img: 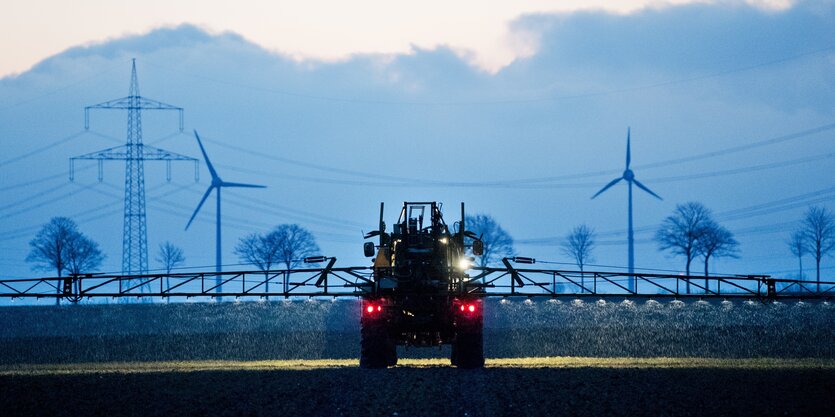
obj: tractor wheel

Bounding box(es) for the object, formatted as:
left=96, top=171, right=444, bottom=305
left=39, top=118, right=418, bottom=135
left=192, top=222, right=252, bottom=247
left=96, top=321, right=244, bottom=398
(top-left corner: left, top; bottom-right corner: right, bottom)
left=452, top=321, right=484, bottom=369
left=450, top=343, right=458, bottom=367
left=386, top=342, right=398, bottom=367
left=360, top=319, right=396, bottom=368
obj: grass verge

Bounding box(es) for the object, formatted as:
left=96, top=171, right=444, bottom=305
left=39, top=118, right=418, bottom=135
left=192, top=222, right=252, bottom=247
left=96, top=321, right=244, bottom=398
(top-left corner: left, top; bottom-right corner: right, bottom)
left=3, top=356, right=833, bottom=376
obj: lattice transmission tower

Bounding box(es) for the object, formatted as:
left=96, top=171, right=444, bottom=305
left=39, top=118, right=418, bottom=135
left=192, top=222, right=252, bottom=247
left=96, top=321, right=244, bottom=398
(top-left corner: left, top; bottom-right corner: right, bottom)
left=71, top=59, right=197, bottom=275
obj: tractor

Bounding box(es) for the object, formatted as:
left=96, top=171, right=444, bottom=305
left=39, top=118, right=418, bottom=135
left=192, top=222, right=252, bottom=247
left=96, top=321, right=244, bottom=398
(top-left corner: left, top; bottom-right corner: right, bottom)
left=360, top=202, right=485, bottom=368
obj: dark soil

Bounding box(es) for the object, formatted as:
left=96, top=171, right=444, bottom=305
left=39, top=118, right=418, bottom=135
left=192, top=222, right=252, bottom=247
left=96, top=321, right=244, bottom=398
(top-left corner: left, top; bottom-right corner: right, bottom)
left=0, top=299, right=833, bottom=416
left=1, top=366, right=833, bottom=417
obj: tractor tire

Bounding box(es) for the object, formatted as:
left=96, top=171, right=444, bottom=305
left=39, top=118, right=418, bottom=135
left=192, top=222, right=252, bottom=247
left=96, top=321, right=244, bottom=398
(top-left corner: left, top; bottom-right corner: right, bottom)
left=386, top=343, right=398, bottom=367
left=452, top=320, right=484, bottom=369
left=360, top=319, right=397, bottom=368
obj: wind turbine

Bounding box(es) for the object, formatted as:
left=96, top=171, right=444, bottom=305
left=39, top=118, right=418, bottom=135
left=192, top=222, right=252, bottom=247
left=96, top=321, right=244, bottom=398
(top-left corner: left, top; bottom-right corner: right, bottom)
left=591, top=128, right=661, bottom=291
left=186, top=130, right=265, bottom=298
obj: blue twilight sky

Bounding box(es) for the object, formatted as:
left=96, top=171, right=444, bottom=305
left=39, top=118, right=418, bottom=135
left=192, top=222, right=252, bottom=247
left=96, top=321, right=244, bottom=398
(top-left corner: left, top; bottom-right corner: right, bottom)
left=1, top=0, right=834, bottom=294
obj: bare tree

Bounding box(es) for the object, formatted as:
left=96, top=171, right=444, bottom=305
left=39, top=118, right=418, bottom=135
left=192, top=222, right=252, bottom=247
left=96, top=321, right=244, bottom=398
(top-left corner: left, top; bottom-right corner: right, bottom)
left=156, top=241, right=185, bottom=296
left=696, top=221, right=739, bottom=291
left=802, top=206, right=835, bottom=292
left=655, top=202, right=712, bottom=293
left=26, top=217, right=76, bottom=305
left=787, top=230, right=806, bottom=281
left=64, top=234, right=105, bottom=275
left=26, top=217, right=103, bottom=305
left=234, top=233, right=280, bottom=295
left=269, top=224, right=320, bottom=270
left=465, top=214, right=514, bottom=267
left=561, top=224, right=596, bottom=292
left=267, top=224, right=320, bottom=295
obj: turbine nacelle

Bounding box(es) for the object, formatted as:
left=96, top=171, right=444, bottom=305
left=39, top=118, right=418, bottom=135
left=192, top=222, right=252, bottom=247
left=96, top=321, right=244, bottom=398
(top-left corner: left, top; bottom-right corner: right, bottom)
left=591, top=128, right=661, bottom=201
left=185, top=130, right=266, bottom=231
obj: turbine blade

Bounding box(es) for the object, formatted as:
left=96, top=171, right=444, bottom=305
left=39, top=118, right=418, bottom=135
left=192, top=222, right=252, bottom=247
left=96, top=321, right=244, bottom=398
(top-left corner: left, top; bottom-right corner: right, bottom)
left=633, top=178, right=662, bottom=200
left=626, top=127, right=631, bottom=169
left=220, top=182, right=267, bottom=189
left=185, top=186, right=214, bottom=230
left=591, top=177, right=623, bottom=199
left=193, top=130, right=219, bottom=180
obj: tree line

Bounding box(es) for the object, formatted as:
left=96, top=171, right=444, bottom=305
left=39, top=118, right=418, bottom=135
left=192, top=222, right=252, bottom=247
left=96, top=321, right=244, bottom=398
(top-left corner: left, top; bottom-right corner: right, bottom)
left=24, top=204, right=834, bottom=299
left=558, top=203, right=834, bottom=293
left=463, top=203, right=740, bottom=290
left=461, top=204, right=834, bottom=295
left=24, top=216, right=321, bottom=300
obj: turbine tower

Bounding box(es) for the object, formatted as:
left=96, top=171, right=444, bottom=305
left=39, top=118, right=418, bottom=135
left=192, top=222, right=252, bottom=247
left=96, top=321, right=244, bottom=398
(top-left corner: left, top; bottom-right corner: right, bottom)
left=72, top=59, right=196, bottom=277
left=186, top=131, right=265, bottom=298
left=591, top=128, right=662, bottom=291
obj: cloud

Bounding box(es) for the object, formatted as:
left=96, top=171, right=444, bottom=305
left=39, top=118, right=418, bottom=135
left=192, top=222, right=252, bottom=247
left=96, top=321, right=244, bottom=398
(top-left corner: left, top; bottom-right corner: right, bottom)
left=497, top=1, right=835, bottom=111
left=0, top=0, right=819, bottom=78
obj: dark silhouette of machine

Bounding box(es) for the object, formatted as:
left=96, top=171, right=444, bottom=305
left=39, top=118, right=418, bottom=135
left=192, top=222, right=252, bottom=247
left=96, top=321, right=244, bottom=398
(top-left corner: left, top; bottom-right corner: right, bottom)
left=359, top=202, right=485, bottom=368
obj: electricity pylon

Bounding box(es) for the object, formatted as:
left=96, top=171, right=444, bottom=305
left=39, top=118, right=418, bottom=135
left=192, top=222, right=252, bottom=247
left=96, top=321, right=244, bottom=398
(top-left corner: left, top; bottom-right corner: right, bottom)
left=71, top=59, right=197, bottom=277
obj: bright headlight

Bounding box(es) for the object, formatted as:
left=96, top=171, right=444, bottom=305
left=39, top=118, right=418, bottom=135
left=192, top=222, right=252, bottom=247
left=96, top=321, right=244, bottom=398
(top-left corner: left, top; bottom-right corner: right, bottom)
left=457, top=257, right=471, bottom=270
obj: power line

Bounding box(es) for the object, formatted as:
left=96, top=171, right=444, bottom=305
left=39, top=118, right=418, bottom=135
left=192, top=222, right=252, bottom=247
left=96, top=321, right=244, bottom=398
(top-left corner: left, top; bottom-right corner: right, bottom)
left=645, top=152, right=835, bottom=184
left=200, top=121, right=835, bottom=188
left=199, top=134, right=470, bottom=185
left=80, top=182, right=357, bottom=244
left=0, top=182, right=72, bottom=212
left=147, top=130, right=187, bottom=146
left=0, top=198, right=122, bottom=242
left=635, top=122, right=835, bottom=171
left=83, top=129, right=133, bottom=145
left=0, top=181, right=194, bottom=242
left=715, top=186, right=835, bottom=221
left=173, top=187, right=360, bottom=240
left=217, top=146, right=835, bottom=190
left=223, top=188, right=369, bottom=230
left=0, top=165, right=93, bottom=193
left=218, top=162, right=599, bottom=189
left=0, top=131, right=86, bottom=168
left=0, top=183, right=99, bottom=219
left=150, top=198, right=358, bottom=244
left=519, top=185, right=835, bottom=244
left=113, top=184, right=360, bottom=243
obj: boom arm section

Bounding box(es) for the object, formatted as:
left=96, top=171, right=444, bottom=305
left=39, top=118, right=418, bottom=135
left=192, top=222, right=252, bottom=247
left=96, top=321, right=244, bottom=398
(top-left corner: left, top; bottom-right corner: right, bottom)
left=0, top=261, right=831, bottom=302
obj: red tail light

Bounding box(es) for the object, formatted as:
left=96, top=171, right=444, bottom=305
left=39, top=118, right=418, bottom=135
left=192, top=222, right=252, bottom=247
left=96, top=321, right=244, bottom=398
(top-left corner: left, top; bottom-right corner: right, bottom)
left=364, top=303, right=383, bottom=315
left=458, top=302, right=479, bottom=315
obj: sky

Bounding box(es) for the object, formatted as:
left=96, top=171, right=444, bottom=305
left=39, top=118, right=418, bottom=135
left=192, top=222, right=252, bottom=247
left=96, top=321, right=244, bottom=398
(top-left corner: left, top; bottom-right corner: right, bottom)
left=1, top=0, right=834, bottom=301
left=1, top=0, right=796, bottom=77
